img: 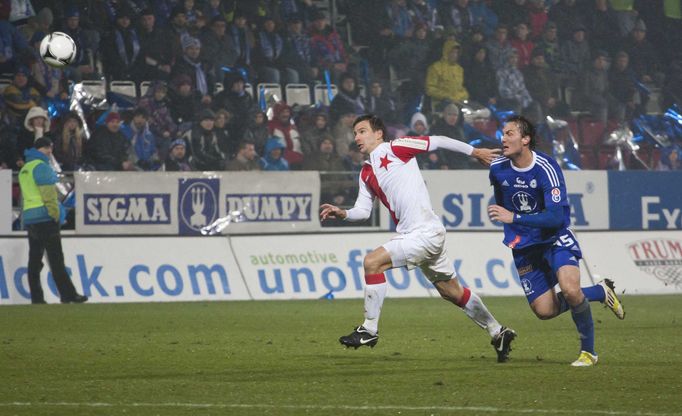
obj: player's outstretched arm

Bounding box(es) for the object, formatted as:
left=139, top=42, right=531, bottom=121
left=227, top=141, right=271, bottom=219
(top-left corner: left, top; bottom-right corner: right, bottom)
left=320, top=204, right=347, bottom=221
left=429, top=135, right=501, bottom=166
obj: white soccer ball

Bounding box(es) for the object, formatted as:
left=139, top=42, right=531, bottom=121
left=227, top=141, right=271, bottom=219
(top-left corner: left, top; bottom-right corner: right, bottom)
left=39, top=32, right=77, bottom=69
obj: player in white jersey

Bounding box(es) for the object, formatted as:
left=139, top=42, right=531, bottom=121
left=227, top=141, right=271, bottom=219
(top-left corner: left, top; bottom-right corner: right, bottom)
left=320, top=114, right=517, bottom=362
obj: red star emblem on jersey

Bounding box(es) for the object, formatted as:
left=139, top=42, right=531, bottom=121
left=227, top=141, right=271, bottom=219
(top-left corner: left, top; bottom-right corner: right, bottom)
left=379, top=155, right=392, bottom=170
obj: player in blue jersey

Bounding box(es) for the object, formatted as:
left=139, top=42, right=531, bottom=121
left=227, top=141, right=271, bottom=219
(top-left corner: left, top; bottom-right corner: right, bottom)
left=487, top=115, right=625, bottom=367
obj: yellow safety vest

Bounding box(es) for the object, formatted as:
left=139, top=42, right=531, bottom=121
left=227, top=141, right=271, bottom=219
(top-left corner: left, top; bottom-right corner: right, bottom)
left=18, top=159, right=46, bottom=212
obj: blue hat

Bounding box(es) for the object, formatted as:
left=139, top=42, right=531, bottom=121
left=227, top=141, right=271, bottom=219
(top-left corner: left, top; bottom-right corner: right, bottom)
left=15, top=66, right=30, bottom=77
left=65, top=6, right=80, bottom=18
left=169, top=139, right=186, bottom=150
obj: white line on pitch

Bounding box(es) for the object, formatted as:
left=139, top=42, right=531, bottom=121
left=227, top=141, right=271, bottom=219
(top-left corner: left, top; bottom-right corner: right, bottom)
left=1, top=402, right=681, bottom=415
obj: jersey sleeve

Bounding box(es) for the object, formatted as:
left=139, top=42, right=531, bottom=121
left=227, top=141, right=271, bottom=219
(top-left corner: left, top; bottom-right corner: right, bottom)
left=536, top=157, right=569, bottom=208
left=389, top=136, right=430, bottom=162
left=489, top=169, right=503, bottom=205
left=345, top=174, right=374, bottom=222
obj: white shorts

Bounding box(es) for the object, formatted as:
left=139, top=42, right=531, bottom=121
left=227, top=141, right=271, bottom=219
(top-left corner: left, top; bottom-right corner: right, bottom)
left=382, top=227, right=455, bottom=282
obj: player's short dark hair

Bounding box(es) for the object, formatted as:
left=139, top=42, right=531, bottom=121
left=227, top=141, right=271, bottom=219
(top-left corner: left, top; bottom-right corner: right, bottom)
left=505, top=115, right=536, bottom=150
left=353, top=114, right=389, bottom=142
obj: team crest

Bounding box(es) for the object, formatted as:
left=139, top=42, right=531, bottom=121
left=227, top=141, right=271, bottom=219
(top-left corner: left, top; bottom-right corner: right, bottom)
left=551, top=187, right=561, bottom=203
left=512, top=191, right=537, bottom=213
left=521, top=279, right=534, bottom=296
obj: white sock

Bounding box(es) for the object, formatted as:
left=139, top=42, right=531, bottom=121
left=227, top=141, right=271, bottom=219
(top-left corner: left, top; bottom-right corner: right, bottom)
left=361, top=273, right=387, bottom=335
left=458, top=287, right=502, bottom=338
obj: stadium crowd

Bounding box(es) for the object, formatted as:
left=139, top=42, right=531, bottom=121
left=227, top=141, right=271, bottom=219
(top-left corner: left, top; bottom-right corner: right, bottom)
left=1, top=0, right=682, bottom=174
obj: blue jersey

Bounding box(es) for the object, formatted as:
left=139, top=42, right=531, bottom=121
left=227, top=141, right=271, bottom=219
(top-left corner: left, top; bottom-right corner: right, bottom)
left=489, top=151, right=571, bottom=249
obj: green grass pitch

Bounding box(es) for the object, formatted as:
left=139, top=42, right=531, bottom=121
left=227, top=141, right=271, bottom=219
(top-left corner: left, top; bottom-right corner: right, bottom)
left=1, top=295, right=681, bottom=416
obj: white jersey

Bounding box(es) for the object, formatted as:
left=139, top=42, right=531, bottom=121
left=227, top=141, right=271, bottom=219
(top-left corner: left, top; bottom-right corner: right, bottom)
left=345, top=136, right=473, bottom=234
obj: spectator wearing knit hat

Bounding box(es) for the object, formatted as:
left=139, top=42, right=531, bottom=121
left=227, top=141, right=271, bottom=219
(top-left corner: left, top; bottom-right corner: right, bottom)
left=85, top=112, right=133, bottom=171
left=137, top=80, right=178, bottom=140
left=171, top=35, right=215, bottom=106
left=163, top=139, right=193, bottom=172
left=183, top=108, right=226, bottom=171
left=621, top=19, right=662, bottom=84
left=168, top=74, right=203, bottom=126
left=2, top=66, right=41, bottom=126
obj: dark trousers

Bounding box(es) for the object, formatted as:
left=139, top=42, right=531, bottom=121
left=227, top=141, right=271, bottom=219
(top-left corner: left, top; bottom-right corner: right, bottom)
left=27, top=221, right=77, bottom=303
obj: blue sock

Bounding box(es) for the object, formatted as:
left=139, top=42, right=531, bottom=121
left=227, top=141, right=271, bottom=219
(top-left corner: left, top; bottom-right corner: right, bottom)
left=570, top=298, right=595, bottom=354
left=582, top=284, right=606, bottom=302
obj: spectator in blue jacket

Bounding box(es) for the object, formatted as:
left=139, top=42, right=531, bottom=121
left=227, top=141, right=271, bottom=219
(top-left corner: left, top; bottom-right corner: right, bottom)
left=260, top=137, right=290, bottom=171
left=120, top=108, right=162, bottom=171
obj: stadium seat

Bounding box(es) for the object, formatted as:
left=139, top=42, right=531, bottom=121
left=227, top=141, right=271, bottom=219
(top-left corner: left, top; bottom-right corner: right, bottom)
left=285, top=83, right=311, bottom=106
left=0, top=78, right=10, bottom=94
left=314, top=84, right=338, bottom=106
left=244, top=82, right=254, bottom=98
left=646, top=87, right=662, bottom=115
left=110, top=80, right=137, bottom=98
left=579, top=146, right=597, bottom=169
left=80, top=79, right=106, bottom=99
left=139, top=80, right=151, bottom=97
left=578, top=119, right=606, bottom=147
left=214, top=82, right=224, bottom=94
left=257, top=83, right=283, bottom=104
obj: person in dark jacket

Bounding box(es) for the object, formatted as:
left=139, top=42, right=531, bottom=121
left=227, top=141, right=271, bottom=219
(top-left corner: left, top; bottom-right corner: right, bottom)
left=163, top=139, right=192, bottom=171
left=85, top=112, right=132, bottom=171
left=329, top=72, right=365, bottom=125
left=464, top=46, right=497, bottom=105
left=170, top=36, right=214, bottom=106
left=213, top=71, right=258, bottom=140
left=18, top=137, right=87, bottom=304
left=184, top=108, right=226, bottom=171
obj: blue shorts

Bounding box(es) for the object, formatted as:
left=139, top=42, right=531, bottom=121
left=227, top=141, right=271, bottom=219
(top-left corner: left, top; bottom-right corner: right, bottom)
left=512, top=230, right=583, bottom=304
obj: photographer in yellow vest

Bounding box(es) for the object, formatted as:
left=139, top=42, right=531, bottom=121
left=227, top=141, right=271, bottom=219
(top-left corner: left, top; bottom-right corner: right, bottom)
left=19, top=137, right=87, bottom=304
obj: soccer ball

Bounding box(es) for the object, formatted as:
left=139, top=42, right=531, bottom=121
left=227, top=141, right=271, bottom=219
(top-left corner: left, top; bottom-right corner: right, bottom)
left=39, top=32, right=77, bottom=68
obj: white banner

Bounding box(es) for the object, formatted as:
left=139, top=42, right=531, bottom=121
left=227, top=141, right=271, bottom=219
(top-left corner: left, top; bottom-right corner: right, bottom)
left=76, top=171, right=321, bottom=235
left=2, top=230, right=680, bottom=304
left=0, top=170, right=12, bottom=234
left=0, top=237, right=250, bottom=304
left=421, top=170, right=609, bottom=231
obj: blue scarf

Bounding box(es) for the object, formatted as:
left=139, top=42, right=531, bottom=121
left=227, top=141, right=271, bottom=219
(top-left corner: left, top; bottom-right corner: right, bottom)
left=183, top=55, right=208, bottom=95
left=115, top=28, right=140, bottom=68
left=259, top=31, right=283, bottom=61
